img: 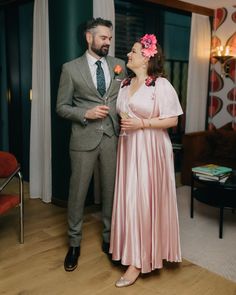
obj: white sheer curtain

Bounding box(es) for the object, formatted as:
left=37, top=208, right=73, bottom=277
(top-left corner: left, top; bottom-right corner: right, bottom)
left=185, top=13, right=211, bottom=133
left=93, top=0, right=115, bottom=56
left=93, top=0, right=115, bottom=203
left=30, top=0, right=51, bottom=203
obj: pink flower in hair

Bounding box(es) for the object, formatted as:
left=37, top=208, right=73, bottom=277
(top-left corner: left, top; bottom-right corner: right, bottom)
left=140, top=34, right=158, bottom=58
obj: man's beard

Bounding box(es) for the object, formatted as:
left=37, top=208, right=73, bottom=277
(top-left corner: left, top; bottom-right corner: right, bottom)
left=91, top=44, right=110, bottom=57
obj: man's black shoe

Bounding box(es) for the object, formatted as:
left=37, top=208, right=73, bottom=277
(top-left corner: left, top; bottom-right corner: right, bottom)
left=102, top=241, right=110, bottom=254
left=64, top=246, right=80, bottom=272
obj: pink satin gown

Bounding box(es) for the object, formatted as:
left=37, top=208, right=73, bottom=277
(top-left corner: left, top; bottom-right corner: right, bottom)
left=110, top=77, right=183, bottom=273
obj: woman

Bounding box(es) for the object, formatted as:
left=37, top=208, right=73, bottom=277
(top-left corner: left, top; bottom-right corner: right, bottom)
left=109, top=34, right=183, bottom=287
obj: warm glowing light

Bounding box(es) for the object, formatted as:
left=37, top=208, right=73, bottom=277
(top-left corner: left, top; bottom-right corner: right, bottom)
left=214, top=45, right=231, bottom=57
left=225, top=46, right=230, bottom=56
left=30, top=89, right=32, bottom=101
left=212, top=45, right=233, bottom=77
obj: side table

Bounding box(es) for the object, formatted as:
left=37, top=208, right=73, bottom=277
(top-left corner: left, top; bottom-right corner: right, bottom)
left=191, top=170, right=236, bottom=238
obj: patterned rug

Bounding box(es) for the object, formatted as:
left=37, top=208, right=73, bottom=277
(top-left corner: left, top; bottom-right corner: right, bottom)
left=177, top=186, right=236, bottom=283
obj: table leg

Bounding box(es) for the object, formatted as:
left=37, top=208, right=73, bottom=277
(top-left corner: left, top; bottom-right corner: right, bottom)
left=219, top=206, right=224, bottom=239
left=190, top=173, right=194, bottom=218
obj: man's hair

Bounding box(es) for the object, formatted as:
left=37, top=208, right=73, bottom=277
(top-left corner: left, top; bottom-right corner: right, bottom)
left=85, top=17, right=113, bottom=33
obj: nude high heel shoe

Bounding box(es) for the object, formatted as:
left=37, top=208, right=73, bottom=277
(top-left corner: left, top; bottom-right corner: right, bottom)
left=115, top=265, right=140, bottom=287
left=115, top=276, right=137, bottom=288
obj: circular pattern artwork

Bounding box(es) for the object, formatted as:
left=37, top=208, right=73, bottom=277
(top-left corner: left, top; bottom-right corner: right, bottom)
left=226, top=32, right=236, bottom=55
left=227, top=87, right=236, bottom=101
left=232, top=11, right=236, bottom=23
left=210, top=69, right=224, bottom=92
left=227, top=104, right=236, bottom=117
left=209, top=7, right=236, bottom=130
left=214, top=8, right=227, bottom=30
left=208, top=96, right=223, bottom=117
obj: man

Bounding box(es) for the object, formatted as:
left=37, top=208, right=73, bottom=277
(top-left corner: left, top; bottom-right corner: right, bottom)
left=56, top=18, right=126, bottom=272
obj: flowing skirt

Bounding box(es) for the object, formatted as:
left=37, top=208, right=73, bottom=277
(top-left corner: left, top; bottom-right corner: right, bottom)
left=110, top=128, right=182, bottom=273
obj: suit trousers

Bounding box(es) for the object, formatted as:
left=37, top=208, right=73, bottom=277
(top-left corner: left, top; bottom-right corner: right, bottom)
left=67, top=134, right=118, bottom=247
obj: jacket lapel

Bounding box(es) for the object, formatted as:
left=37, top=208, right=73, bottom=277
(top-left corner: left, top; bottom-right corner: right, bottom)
left=76, top=54, right=101, bottom=97
left=105, top=56, right=115, bottom=97
left=76, top=54, right=117, bottom=99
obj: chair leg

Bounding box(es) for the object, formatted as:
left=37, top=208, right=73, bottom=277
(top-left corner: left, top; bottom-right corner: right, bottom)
left=219, top=206, right=224, bottom=239
left=18, top=170, right=24, bottom=244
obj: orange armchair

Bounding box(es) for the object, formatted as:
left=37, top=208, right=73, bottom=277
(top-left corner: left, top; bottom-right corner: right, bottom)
left=0, top=151, right=24, bottom=243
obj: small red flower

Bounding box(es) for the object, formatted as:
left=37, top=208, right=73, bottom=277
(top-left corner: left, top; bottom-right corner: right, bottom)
left=114, top=64, right=123, bottom=75
left=113, top=64, right=123, bottom=79
left=145, top=76, right=156, bottom=87
left=121, top=77, right=132, bottom=88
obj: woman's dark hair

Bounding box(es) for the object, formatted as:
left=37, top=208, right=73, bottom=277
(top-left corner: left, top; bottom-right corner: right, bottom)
left=128, top=39, right=165, bottom=79
left=147, top=43, right=165, bottom=78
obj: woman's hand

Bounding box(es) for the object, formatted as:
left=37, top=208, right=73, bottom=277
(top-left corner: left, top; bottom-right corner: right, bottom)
left=120, top=116, right=178, bottom=131
left=120, top=118, right=142, bottom=130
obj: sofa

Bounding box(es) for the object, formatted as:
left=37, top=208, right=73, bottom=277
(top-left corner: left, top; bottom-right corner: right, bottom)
left=181, top=123, right=236, bottom=185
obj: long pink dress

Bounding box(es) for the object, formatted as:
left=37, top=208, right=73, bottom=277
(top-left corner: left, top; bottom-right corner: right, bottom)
left=110, top=77, right=183, bottom=273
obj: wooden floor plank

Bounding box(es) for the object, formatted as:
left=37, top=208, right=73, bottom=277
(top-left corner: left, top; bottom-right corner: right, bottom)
left=0, top=182, right=236, bottom=294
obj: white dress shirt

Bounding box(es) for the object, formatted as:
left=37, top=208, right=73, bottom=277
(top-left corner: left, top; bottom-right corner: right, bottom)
left=86, top=51, right=111, bottom=92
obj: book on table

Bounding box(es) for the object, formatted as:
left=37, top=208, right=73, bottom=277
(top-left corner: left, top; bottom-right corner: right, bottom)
left=192, top=164, right=232, bottom=177
left=196, top=174, right=231, bottom=183
left=192, top=164, right=232, bottom=183
left=194, top=172, right=231, bottom=180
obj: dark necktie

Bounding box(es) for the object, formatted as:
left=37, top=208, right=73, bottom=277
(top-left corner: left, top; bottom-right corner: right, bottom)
left=96, top=60, right=106, bottom=97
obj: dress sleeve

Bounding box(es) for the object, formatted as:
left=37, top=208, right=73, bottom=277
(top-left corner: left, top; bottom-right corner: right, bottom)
left=156, top=78, right=183, bottom=119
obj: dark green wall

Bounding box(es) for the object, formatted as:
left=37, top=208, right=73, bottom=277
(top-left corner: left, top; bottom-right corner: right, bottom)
left=49, top=0, right=93, bottom=205
left=2, top=2, right=33, bottom=180
left=19, top=2, right=33, bottom=180
left=5, top=4, right=22, bottom=162
left=0, top=9, right=8, bottom=150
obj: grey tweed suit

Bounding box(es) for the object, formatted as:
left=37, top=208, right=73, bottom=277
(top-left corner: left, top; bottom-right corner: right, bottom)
left=56, top=53, right=126, bottom=247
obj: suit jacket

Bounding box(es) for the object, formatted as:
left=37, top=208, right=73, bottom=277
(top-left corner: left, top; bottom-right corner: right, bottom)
left=56, top=53, right=126, bottom=151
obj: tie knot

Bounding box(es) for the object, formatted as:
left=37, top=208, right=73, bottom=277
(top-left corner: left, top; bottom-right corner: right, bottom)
left=96, top=60, right=102, bottom=67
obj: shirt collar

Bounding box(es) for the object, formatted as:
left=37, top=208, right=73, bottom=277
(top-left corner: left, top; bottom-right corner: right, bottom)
left=86, top=50, right=106, bottom=66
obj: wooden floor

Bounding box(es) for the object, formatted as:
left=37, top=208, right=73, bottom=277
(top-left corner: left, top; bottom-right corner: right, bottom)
left=0, top=182, right=236, bottom=295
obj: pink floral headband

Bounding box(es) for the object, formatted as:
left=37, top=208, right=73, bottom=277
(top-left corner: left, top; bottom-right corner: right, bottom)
left=140, top=34, right=158, bottom=58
